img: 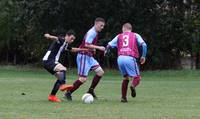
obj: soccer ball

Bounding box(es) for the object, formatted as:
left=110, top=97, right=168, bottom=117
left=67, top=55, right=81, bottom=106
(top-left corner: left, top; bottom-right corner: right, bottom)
left=81, top=93, right=94, bottom=104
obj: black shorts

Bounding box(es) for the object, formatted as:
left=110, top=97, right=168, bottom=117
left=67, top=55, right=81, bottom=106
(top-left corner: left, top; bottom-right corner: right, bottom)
left=43, top=60, right=57, bottom=75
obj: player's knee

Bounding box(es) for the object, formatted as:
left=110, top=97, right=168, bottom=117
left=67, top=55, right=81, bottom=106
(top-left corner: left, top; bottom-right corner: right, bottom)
left=99, top=70, right=104, bottom=76
left=79, top=77, right=87, bottom=83
left=97, top=71, right=104, bottom=76
left=60, top=67, right=66, bottom=71
left=95, top=67, right=104, bottom=76
left=54, top=64, right=66, bottom=72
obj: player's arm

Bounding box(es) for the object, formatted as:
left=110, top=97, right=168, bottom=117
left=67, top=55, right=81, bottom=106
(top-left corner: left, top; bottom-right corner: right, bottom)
left=70, top=48, right=89, bottom=52
left=136, top=33, right=147, bottom=64
left=85, top=44, right=105, bottom=52
left=44, top=33, right=58, bottom=41
left=105, top=35, right=118, bottom=55
left=107, top=35, right=118, bottom=48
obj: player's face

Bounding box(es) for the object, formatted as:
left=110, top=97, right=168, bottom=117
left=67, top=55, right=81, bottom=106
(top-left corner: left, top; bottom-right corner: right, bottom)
left=65, top=35, right=75, bottom=44
left=95, top=21, right=105, bottom=32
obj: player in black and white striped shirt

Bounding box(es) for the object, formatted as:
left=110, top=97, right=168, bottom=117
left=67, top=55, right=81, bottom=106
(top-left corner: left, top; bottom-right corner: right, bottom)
left=43, top=30, right=87, bottom=102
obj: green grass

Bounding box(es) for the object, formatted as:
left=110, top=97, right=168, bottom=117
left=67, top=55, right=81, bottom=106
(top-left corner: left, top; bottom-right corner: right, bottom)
left=0, top=67, right=200, bottom=119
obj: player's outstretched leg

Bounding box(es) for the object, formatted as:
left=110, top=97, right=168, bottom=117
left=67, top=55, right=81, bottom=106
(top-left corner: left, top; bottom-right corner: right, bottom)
left=121, top=78, right=129, bottom=102
left=130, top=76, right=141, bottom=98
left=59, top=84, right=73, bottom=91
left=64, top=79, right=83, bottom=101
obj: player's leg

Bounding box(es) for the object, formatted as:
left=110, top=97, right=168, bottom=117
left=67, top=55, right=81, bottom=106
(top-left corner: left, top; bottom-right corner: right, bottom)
left=87, top=58, right=104, bottom=99
left=127, top=58, right=141, bottom=98
left=50, top=64, right=66, bottom=95
left=48, top=63, right=69, bottom=102
left=64, top=76, right=87, bottom=101
left=121, top=76, right=129, bottom=102
left=118, top=56, right=129, bottom=102
left=52, top=63, right=73, bottom=93
left=43, top=61, right=64, bottom=102
left=130, top=75, right=141, bottom=97
left=54, top=64, right=73, bottom=91
left=64, top=54, right=90, bottom=101
left=131, top=76, right=141, bottom=88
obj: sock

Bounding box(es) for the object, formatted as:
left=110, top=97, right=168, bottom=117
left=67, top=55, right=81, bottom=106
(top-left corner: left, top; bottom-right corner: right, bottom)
left=50, top=80, right=62, bottom=95
left=121, top=79, right=129, bottom=99
left=89, top=75, right=102, bottom=89
left=132, top=76, right=141, bottom=87
left=50, top=71, right=66, bottom=95
left=58, top=71, right=66, bottom=84
left=69, top=80, right=83, bottom=93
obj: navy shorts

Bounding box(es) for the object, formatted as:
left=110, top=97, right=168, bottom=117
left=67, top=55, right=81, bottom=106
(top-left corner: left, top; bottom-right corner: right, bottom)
left=43, top=60, right=57, bottom=75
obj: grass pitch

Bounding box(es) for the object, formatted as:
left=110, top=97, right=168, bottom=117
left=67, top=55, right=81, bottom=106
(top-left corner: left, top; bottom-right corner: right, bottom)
left=0, top=67, right=200, bottom=119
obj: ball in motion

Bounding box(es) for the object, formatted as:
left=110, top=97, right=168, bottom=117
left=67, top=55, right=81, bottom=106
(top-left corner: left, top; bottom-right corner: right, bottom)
left=82, top=93, right=94, bottom=104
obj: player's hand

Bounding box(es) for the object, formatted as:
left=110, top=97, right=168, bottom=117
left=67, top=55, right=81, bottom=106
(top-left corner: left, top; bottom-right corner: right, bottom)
left=44, top=33, right=50, bottom=38
left=99, top=46, right=105, bottom=52
left=140, top=57, right=146, bottom=65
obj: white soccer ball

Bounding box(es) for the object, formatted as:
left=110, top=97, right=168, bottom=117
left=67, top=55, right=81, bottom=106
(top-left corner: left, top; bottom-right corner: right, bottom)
left=82, top=93, right=94, bottom=104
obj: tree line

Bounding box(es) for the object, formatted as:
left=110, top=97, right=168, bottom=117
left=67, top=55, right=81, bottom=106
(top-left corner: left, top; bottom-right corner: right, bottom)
left=0, top=0, right=199, bottom=69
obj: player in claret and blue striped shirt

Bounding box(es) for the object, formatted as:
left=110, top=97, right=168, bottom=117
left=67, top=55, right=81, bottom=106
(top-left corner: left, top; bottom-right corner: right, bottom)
left=64, top=18, right=106, bottom=101
left=105, top=23, right=147, bottom=102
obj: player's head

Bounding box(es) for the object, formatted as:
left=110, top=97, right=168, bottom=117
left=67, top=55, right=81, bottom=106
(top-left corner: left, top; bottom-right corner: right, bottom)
left=94, top=17, right=105, bottom=32
left=65, top=30, right=76, bottom=44
left=122, top=23, right=132, bottom=32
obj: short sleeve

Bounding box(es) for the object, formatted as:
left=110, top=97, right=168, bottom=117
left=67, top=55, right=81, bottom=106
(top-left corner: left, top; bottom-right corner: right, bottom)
left=135, top=33, right=145, bottom=46
left=57, top=37, right=65, bottom=44
left=85, top=28, right=97, bottom=44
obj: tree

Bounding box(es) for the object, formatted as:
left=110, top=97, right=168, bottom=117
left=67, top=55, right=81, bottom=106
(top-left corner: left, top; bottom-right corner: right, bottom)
left=0, top=0, right=199, bottom=70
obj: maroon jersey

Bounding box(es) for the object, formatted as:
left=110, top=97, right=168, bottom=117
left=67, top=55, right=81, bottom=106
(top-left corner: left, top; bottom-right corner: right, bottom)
left=79, top=27, right=98, bottom=56
left=117, top=32, right=139, bottom=58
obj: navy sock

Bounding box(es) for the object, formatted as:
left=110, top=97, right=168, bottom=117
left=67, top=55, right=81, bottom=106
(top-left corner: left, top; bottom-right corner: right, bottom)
left=58, top=71, right=66, bottom=84
left=50, top=71, right=66, bottom=95
left=50, top=80, right=62, bottom=95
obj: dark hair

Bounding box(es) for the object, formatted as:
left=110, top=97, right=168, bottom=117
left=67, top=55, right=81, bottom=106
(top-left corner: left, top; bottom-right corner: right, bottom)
left=66, top=29, right=76, bottom=36
left=95, top=17, right=105, bottom=23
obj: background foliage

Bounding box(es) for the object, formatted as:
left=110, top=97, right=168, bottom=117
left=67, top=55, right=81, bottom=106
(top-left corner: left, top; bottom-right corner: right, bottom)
left=0, top=0, right=199, bottom=69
